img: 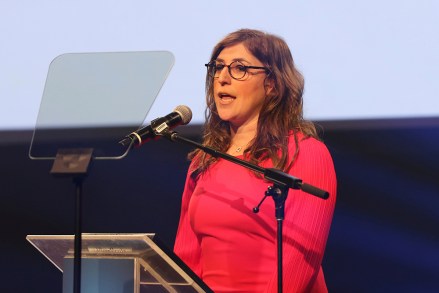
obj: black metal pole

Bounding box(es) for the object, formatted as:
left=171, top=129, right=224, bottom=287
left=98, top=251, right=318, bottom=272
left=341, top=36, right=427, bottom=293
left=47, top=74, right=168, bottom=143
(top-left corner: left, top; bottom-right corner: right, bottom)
left=277, top=219, right=283, bottom=293
left=266, top=184, right=288, bottom=293
left=50, top=148, right=93, bottom=293
left=73, top=177, right=83, bottom=293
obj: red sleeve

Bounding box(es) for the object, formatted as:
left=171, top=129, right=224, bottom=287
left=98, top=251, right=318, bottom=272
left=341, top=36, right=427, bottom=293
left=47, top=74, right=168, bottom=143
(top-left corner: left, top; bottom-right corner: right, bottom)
left=265, top=137, right=337, bottom=292
left=173, top=164, right=203, bottom=277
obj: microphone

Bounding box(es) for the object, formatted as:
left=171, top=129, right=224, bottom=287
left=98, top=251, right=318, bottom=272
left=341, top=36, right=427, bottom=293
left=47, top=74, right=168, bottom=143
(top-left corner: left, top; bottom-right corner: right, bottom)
left=119, top=105, right=192, bottom=147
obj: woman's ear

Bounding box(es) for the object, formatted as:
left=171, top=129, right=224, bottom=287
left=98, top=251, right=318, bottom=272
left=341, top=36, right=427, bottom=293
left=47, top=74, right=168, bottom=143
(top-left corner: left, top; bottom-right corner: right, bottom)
left=265, top=78, right=277, bottom=98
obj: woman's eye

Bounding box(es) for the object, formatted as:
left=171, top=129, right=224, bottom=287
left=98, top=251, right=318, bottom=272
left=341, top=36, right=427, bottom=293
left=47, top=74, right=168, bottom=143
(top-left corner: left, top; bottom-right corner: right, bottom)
left=215, top=64, right=225, bottom=71
left=235, top=65, right=247, bottom=72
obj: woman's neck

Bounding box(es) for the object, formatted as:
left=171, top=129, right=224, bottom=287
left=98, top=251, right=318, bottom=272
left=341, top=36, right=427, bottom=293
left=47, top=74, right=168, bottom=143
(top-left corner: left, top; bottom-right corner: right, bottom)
left=228, top=119, right=258, bottom=155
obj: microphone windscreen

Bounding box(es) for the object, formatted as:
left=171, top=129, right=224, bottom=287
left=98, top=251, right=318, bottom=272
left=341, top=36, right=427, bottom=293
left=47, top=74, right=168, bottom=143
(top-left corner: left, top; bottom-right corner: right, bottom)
left=174, top=105, right=192, bottom=125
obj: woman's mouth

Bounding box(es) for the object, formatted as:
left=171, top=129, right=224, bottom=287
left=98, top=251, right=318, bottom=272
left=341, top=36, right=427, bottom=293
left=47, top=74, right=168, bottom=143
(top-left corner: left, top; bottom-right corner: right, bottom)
left=218, top=93, right=236, bottom=101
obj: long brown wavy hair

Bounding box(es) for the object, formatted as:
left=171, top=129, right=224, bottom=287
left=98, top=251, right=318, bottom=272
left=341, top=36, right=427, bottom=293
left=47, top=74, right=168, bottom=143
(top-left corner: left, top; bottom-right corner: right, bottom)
left=189, top=29, right=318, bottom=175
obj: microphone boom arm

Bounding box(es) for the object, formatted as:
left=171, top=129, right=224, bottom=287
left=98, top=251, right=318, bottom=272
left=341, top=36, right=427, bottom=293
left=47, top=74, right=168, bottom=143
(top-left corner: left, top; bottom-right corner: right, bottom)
left=165, top=131, right=329, bottom=199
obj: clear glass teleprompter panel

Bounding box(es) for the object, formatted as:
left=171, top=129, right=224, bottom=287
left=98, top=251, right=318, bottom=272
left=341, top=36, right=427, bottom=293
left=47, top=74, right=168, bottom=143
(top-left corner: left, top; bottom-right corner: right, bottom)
left=29, top=51, right=174, bottom=160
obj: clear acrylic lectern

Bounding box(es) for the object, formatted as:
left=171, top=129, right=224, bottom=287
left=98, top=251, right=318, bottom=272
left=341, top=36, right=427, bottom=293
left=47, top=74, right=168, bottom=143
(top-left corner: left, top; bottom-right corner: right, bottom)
left=27, top=233, right=212, bottom=293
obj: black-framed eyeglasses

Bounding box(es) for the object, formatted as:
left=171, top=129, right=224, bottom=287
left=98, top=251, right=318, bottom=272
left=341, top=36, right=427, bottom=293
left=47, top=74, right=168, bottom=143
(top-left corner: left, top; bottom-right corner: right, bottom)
left=205, top=60, right=271, bottom=80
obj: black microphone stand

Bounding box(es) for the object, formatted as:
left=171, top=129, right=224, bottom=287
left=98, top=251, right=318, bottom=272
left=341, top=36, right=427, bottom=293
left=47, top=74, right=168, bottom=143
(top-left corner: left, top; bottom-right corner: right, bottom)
left=162, top=131, right=329, bottom=293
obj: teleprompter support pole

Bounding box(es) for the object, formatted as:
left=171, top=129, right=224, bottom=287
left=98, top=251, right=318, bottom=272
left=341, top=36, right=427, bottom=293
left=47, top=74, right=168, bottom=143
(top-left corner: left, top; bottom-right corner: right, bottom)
left=50, top=148, right=93, bottom=293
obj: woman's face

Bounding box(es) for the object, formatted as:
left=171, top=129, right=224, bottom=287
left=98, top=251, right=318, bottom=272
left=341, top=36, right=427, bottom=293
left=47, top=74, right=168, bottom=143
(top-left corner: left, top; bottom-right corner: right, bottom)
left=213, top=43, right=272, bottom=128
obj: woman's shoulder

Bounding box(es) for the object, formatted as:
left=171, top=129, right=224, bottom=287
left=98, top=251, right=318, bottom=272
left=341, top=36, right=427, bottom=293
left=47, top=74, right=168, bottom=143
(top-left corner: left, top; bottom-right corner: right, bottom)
left=287, top=131, right=336, bottom=182
left=288, top=131, right=326, bottom=148
left=288, top=131, right=332, bottom=159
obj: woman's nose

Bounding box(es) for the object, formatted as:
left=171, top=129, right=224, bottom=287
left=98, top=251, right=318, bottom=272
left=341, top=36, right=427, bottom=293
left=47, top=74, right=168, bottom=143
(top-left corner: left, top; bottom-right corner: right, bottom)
left=217, top=66, right=231, bottom=84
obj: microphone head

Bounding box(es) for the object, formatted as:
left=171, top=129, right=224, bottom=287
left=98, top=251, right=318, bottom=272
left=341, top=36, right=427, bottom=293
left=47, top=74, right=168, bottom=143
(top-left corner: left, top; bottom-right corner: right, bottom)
left=174, top=105, right=192, bottom=125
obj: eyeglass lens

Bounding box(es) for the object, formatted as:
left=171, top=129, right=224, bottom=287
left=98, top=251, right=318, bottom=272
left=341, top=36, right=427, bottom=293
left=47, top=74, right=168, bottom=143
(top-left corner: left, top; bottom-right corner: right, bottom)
left=207, top=61, right=247, bottom=80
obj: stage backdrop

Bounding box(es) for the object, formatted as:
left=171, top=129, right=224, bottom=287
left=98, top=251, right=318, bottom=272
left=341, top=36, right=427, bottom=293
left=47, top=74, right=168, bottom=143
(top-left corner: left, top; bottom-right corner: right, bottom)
left=1, top=120, right=438, bottom=292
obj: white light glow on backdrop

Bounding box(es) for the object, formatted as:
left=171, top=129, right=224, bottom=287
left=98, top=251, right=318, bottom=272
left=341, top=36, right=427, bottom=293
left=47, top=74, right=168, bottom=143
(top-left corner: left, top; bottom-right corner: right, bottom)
left=1, top=0, right=438, bottom=129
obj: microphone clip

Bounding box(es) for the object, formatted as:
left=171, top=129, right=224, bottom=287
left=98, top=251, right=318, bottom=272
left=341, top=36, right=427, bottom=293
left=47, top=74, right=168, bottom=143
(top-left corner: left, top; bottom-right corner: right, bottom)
left=150, top=118, right=171, bottom=137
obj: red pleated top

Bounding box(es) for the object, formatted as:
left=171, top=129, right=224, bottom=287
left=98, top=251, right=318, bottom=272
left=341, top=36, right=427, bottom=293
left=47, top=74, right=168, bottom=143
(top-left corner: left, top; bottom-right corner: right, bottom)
left=174, top=133, right=337, bottom=292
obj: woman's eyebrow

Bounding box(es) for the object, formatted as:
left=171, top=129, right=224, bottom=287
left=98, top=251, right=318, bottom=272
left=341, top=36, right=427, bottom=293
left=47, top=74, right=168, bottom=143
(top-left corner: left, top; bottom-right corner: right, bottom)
left=215, top=57, right=249, bottom=63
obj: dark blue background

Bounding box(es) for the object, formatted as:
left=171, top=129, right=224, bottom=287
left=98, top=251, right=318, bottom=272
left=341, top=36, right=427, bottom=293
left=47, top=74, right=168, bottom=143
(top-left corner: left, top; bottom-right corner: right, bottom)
left=1, top=120, right=438, bottom=292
